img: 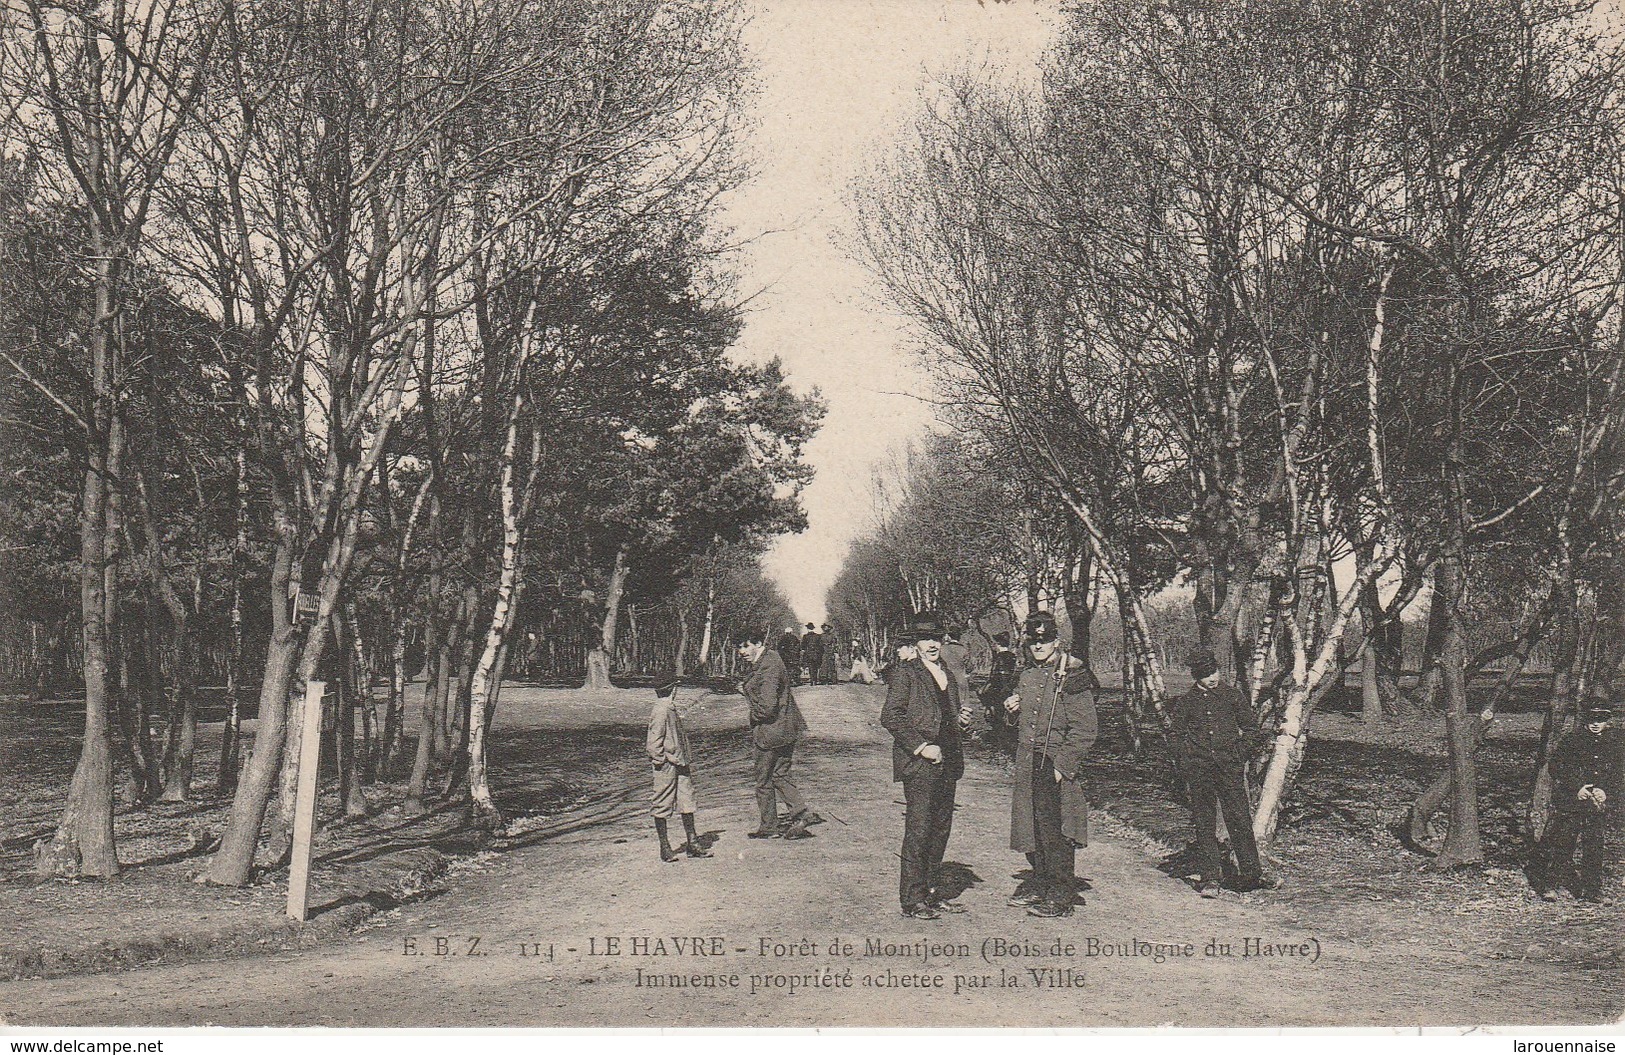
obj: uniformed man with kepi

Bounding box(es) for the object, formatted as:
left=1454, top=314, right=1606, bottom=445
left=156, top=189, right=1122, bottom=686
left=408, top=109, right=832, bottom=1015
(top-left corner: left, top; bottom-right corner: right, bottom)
left=1003, top=611, right=1097, bottom=918
left=1171, top=649, right=1278, bottom=896
left=1531, top=691, right=1620, bottom=903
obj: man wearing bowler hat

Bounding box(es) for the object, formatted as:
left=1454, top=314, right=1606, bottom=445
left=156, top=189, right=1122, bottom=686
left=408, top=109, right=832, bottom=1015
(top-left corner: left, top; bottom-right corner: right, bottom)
left=1003, top=610, right=1097, bottom=917
left=1531, top=690, right=1620, bottom=903
left=1172, top=648, right=1277, bottom=896
left=881, top=610, right=973, bottom=919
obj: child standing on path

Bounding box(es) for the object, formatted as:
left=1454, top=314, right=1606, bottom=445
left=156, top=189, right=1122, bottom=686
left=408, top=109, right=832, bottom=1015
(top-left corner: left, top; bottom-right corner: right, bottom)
left=647, top=672, right=713, bottom=863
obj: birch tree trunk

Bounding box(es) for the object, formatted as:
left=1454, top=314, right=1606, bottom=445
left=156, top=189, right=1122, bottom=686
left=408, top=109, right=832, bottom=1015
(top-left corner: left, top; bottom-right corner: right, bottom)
left=696, top=576, right=716, bottom=675
left=1253, top=555, right=1390, bottom=847
left=466, top=352, right=532, bottom=827
left=220, top=443, right=249, bottom=795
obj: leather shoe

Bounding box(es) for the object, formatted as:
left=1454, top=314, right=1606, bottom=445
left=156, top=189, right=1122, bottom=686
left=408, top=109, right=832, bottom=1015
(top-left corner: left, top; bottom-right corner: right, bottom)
left=1006, top=888, right=1043, bottom=907
left=802, top=811, right=827, bottom=826
left=1026, top=899, right=1074, bottom=918
left=684, top=844, right=713, bottom=858
left=747, top=829, right=780, bottom=839
left=902, top=903, right=941, bottom=920
left=1237, top=875, right=1281, bottom=892
left=782, top=824, right=813, bottom=840
left=929, top=898, right=967, bottom=914
left=1196, top=881, right=1220, bottom=899
left=1536, top=888, right=1558, bottom=902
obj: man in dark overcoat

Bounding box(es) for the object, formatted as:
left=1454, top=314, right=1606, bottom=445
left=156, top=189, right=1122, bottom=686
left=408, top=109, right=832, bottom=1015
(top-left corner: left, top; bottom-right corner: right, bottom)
left=738, top=628, right=815, bottom=840
left=981, top=632, right=1018, bottom=749
left=881, top=611, right=971, bottom=919
left=1532, top=693, right=1620, bottom=902
left=818, top=623, right=839, bottom=684
left=776, top=626, right=803, bottom=684
left=1172, top=648, right=1276, bottom=896
left=1003, top=611, right=1097, bottom=917
left=801, top=623, right=825, bottom=685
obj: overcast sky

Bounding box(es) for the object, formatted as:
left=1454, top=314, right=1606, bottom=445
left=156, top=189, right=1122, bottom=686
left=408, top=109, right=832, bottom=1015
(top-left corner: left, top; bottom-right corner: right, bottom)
left=725, top=0, right=1053, bottom=622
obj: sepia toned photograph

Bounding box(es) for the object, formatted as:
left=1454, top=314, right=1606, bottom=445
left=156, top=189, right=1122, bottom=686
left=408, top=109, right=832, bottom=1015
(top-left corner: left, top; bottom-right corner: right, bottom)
left=0, top=0, right=1622, bottom=1031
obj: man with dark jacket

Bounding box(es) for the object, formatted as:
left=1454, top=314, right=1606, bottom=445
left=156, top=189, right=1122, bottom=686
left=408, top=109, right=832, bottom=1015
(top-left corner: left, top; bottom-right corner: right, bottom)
left=738, top=628, right=815, bottom=840
left=818, top=623, right=839, bottom=684
left=981, top=632, right=1018, bottom=748
left=776, top=626, right=803, bottom=684
left=881, top=611, right=971, bottom=919
left=1532, top=694, right=1620, bottom=902
left=1172, top=649, right=1276, bottom=896
left=1003, top=611, right=1097, bottom=918
left=801, top=623, right=825, bottom=685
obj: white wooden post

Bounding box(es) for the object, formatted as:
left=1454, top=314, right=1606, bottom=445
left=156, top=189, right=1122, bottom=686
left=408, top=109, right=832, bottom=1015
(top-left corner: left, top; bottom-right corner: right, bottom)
left=286, top=679, right=327, bottom=922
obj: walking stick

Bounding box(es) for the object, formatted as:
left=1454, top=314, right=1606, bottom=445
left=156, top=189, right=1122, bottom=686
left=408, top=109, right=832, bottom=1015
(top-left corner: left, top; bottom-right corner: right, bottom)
left=1037, top=650, right=1069, bottom=773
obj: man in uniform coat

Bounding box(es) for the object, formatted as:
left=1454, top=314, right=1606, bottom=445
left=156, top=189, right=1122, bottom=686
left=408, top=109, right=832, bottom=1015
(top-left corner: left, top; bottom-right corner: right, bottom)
left=881, top=611, right=972, bottom=919
left=1003, top=611, right=1097, bottom=917
left=646, top=671, right=712, bottom=862
left=738, top=628, right=815, bottom=840
left=1172, top=649, right=1276, bottom=896
left=801, top=623, right=825, bottom=685
left=1532, top=693, right=1620, bottom=902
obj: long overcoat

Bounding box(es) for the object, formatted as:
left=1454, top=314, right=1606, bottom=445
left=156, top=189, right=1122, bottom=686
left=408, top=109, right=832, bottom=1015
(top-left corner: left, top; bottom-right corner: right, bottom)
left=1010, top=653, right=1097, bottom=850
left=742, top=648, right=808, bottom=750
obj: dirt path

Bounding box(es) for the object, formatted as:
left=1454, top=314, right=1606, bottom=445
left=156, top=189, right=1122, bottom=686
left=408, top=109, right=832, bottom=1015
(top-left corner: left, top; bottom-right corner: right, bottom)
left=1, top=683, right=1617, bottom=1027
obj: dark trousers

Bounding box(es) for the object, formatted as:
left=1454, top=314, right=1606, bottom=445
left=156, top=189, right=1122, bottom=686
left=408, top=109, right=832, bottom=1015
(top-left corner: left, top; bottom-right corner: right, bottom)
left=1185, top=757, right=1262, bottom=884
left=1028, top=753, right=1075, bottom=898
left=753, top=744, right=807, bottom=830
left=900, top=768, right=957, bottom=908
left=1535, top=809, right=1606, bottom=895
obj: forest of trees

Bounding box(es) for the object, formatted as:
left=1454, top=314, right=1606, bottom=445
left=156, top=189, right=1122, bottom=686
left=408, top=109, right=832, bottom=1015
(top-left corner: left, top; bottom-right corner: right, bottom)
left=0, top=0, right=816, bottom=881
left=837, top=0, right=1624, bottom=864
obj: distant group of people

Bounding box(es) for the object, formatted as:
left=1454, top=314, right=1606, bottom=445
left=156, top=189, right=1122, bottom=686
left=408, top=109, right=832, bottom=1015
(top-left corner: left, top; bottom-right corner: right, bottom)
left=643, top=610, right=1620, bottom=918
left=775, top=622, right=846, bottom=685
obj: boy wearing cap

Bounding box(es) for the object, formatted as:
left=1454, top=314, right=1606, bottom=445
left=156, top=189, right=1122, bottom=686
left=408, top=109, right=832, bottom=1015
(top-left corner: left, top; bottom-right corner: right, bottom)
left=1532, top=693, right=1620, bottom=902
left=1003, top=610, right=1098, bottom=918
left=1171, top=649, right=1275, bottom=896
left=647, top=673, right=712, bottom=863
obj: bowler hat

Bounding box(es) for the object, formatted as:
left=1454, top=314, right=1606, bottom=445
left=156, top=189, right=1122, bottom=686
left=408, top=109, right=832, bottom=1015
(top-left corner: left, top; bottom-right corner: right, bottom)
left=653, top=669, right=678, bottom=698
left=900, top=610, right=946, bottom=643
left=1582, top=691, right=1615, bottom=723
left=1188, top=648, right=1220, bottom=680
left=1024, top=611, right=1059, bottom=644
